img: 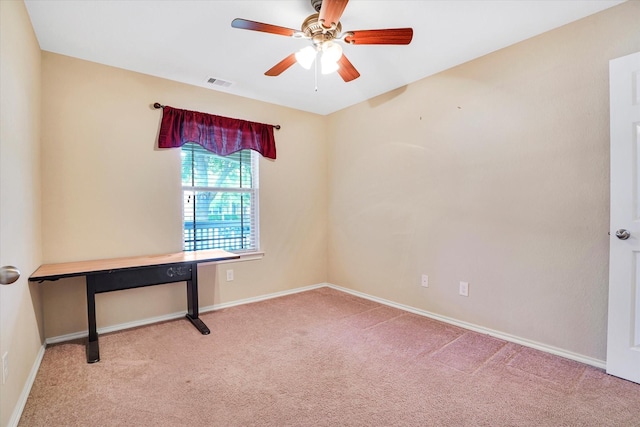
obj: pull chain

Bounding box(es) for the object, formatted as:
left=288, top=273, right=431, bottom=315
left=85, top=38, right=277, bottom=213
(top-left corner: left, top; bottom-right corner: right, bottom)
left=314, top=52, right=318, bottom=92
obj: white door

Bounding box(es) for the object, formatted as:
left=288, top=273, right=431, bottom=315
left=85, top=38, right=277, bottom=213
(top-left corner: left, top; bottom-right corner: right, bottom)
left=608, top=51, right=640, bottom=384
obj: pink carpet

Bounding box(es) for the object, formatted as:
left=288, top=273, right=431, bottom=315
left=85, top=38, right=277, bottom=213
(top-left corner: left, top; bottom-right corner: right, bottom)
left=19, top=287, right=640, bottom=426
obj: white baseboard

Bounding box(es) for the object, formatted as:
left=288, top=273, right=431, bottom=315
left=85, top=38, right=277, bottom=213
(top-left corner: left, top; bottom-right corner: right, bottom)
left=200, top=283, right=325, bottom=313
left=46, top=310, right=190, bottom=345
left=45, top=281, right=606, bottom=370
left=7, top=344, right=45, bottom=427
left=326, top=283, right=606, bottom=370
left=45, top=283, right=326, bottom=345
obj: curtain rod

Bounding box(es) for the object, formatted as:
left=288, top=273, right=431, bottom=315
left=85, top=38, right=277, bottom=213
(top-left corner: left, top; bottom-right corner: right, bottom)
left=153, top=103, right=281, bottom=130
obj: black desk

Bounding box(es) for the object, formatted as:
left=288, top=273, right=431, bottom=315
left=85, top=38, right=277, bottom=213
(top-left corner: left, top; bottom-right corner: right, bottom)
left=29, top=249, right=239, bottom=363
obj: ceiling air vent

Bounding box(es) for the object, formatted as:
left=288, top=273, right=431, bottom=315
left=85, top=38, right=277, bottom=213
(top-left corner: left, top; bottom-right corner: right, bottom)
left=206, top=77, right=234, bottom=88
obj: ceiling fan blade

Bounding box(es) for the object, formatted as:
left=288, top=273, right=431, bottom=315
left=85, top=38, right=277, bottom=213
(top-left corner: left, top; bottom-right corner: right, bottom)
left=344, top=28, right=413, bottom=45
left=337, top=54, right=360, bottom=82
left=231, top=18, right=297, bottom=37
left=265, top=54, right=297, bottom=76
left=319, top=0, right=349, bottom=30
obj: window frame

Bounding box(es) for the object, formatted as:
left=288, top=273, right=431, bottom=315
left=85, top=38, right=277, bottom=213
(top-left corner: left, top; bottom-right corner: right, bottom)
left=181, top=143, right=260, bottom=253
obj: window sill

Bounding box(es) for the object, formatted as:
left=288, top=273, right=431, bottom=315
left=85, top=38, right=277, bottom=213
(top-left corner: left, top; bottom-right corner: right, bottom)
left=214, top=251, right=264, bottom=264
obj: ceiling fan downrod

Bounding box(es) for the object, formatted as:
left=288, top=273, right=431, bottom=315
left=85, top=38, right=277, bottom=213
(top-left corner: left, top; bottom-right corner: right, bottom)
left=310, top=0, right=323, bottom=13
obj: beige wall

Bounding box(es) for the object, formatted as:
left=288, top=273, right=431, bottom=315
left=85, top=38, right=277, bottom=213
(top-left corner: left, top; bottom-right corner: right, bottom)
left=40, top=53, right=328, bottom=337
left=0, top=1, right=43, bottom=426
left=327, top=1, right=640, bottom=362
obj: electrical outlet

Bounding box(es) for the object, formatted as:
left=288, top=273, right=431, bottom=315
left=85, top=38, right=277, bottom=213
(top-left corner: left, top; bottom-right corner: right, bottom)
left=2, top=352, right=8, bottom=384
left=226, top=269, right=234, bottom=281
left=459, top=281, right=469, bottom=297
left=421, top=274, right=429, bottom=288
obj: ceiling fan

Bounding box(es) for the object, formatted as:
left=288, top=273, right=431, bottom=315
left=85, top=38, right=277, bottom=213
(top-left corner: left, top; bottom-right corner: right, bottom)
left=231, top=0, right=413, bottom=82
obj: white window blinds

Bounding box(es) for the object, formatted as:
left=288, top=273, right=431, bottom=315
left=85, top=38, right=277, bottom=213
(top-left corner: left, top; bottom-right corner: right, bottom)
left=181, top=143, right=259, bottom=252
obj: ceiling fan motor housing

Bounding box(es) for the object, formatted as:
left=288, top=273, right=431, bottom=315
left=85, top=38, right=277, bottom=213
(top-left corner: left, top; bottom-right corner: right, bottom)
left=301, top=13, right=342, bottom=46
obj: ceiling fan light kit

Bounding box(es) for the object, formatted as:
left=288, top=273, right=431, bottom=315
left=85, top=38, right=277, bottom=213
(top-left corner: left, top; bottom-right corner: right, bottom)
left=320, top=42, right=343, bottom=74
left=295, top=46, right=317, bottom=70
left=231, top=0, right=413, bottom=82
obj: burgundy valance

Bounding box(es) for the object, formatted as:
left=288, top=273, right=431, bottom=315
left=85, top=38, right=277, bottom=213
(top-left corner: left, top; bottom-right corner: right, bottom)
left=158, top=105, right=277, bottom=159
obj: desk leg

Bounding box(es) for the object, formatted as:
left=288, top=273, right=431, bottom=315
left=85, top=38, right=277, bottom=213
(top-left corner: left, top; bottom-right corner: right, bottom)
left=86, top=276, right=100, bottom=363
left=185, top=263, right=210, bottom=335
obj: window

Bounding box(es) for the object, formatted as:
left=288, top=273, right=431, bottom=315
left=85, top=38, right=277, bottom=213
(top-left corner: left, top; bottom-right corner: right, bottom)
left=181, top=143, right=259, bottom=252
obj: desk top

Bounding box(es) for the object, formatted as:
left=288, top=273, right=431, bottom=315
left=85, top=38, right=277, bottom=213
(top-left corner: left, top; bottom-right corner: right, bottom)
left=30, top=249, right=240, bottom=281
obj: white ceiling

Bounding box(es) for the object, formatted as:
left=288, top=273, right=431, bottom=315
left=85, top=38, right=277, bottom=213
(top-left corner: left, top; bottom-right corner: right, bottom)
left=24, top=0, right=624, bottom=115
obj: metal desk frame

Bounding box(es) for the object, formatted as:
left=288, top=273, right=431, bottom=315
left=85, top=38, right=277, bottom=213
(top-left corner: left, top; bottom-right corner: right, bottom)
left=30, top=250, right=239, bottom=363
